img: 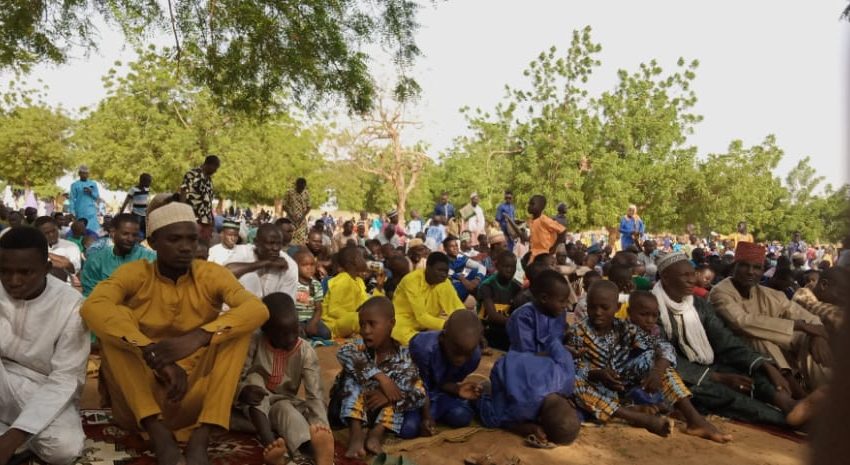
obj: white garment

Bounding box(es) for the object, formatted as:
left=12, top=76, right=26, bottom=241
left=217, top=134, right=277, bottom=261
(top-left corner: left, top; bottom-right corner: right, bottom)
left=406, top=219, right=424, bottom=237
left=652, top=282, right=715, bottom=365
left=208, top=243, right=251, bottom=266
left=466, top=205, right=486, bottom=240
left=49, top=238, right=82, bottom=273
left=0, top=276, right=89, bottom=464
left=230, top=246, right=299, bottom=300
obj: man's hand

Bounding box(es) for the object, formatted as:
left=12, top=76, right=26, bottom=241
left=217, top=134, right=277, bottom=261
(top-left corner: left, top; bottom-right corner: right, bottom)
left=375, top=272, right=387, bottom=291
left=711, top=372, right=754, bottom=394
left=143, top=329, right=212, bottom=371
left=304, top=319, right=320, bottom=337
left=795, top=321, right=828, bottom=339
left=375, top=373, right=403, bottom=403
left=0, top=429, right=31, bottom=465
left=48, top=253, right=73, bottom=272
left=761, top=363, right=791, bottom=395
left=589, top=368, right=625, bottom=392
left=239, top=385, right=268, bottom=406
left=457, top=381, right=483, bottom=400
left=641, top=367, right=665, bottom=393
left=810, top=337, right=833, bottom=367
left=364, top=390, right=389, bottom=410
left=264, top=257, right=289, bottom=272
left=156, top=364, right=188, bottom=403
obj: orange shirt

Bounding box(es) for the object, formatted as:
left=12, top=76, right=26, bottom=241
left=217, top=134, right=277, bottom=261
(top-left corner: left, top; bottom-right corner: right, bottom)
left=530, top=215, right=566, bottom=259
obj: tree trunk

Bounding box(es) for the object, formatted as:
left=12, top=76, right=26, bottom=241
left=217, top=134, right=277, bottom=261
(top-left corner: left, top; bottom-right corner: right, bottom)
left=396, top=184, right=407, bottom=224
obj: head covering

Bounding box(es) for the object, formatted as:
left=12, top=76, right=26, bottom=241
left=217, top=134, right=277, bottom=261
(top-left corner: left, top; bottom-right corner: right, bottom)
left=734, top=242, right=766, bottom=264
left=78, top=165, right=89, bottom=173
left=488, top=232, right=506, bottom=245
left=407, top=238, right=425, bottom=249
left=656, top=251, right=689, bottom=274
left=652, top=282, right=714, bottom=365
left=222, top=219, right=240, bottom=231
left=148, top=202, right=197, bottom=236
left=386, top=209, right=398, bottom=219
left=470, top=192, right=479, bottom=199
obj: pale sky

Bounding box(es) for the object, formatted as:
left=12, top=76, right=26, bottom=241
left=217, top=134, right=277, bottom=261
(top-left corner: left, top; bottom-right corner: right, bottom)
left=24, top=0, right=850, bottom=187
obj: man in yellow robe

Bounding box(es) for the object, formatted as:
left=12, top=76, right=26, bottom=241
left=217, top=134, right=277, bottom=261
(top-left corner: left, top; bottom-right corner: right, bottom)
left=81, top=202, right=268, bottom=465
left=710, top=242, right=830, bottom=393
left=392, top=252, right=465, bottom=345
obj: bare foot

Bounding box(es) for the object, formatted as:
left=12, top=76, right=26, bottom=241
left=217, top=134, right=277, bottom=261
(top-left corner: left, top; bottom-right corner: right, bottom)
left=142, top=418, right=185, bottom=465
left=787, top=386, right=828, bottom=427
left=643, top=416, right=672, bottom=437
left=684, top=416, right=733, bottom=443
left=365, top=424, right=386, bottom=455
left=262, top=438, right=289, bottom=465
left=345, top=422, right=367, bottom=459
left=310, top=424, right=335, bottom=465
left=185, top=425, right=211, bottom=465
left=529, top=423, right=548, bottom=443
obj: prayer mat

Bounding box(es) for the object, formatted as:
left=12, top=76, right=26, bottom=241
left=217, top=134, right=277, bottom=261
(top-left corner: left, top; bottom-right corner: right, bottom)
left=729, top=419, right=807, bottom=444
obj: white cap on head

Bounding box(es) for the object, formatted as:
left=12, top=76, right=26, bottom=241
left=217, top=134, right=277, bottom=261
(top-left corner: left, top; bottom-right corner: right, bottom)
left=656, top=251, right=689, bottom=274
left=147, top=202, right=197, bottom=236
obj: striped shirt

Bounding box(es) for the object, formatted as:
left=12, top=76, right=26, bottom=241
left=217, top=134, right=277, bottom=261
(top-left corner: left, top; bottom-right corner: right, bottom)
left=127, top=186, right=150, bottom=217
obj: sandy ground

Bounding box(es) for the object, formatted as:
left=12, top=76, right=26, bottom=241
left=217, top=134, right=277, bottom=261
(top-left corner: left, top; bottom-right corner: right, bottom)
left=82, top=346, right=807, bottom=465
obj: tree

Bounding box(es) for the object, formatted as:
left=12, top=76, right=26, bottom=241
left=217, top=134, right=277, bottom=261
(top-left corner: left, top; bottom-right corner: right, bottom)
left=336, top=101, right=431, bottom=221
left=1, top=0, right=426, bottom=114
left=0, top=105, right=72, bottom=197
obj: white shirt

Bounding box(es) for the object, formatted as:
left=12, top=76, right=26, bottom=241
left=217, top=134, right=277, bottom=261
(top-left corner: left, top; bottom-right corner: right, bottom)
left=50, top=238, right=82, bottom=272
left=230, top=246, right=299, bottom=300
left=466, top=205, right=486, bottom=236
left=0, top=276, right=89, bottom=435
left=208, top=243, right=251, bottom=266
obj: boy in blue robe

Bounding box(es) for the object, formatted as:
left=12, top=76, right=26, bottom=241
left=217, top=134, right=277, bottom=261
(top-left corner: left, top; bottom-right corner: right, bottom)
left=506, top=269, right=571, bottom=353
left=409, top=311, right=483, bottom=429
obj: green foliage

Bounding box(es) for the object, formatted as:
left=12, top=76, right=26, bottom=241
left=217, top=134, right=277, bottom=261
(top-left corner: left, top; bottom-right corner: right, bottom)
left=73, top=48, right=323, bottom=204
left=1, top=0, right=425, bottom=114
left=0, top=105, right=72, bottom=197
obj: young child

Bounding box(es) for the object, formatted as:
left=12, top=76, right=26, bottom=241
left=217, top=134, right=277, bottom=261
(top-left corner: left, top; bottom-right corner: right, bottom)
left=443, top=236, right=486, bottom=301
left=507, top=269, right=573, bottom=354
left=329, top=297, right=427, bottom=458
left=237, top=293, right=335, bottom=465
left=409, top=311, right=483, bottom=428
left=477, top=250, right=523, bottom=351
left=293, top=249, right=332, bottom=339
left=425, top=215, right=447, bottom=252
left=573, top=270, right=601, bottom=321
left=566, top=282, right=732, bottom=442
left=322, top=246, right=384, bottom=338
left=693, top=264, right=715, bottom=298
left=607, top=264, right=635, bottom=320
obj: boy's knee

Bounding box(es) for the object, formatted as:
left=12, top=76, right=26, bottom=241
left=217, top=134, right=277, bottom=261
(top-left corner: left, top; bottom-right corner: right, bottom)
left=441, top=404, right=474, bottom=428
left=31, top=430, right=85, bottom=465
left=398, top=410, right=422, bottom=439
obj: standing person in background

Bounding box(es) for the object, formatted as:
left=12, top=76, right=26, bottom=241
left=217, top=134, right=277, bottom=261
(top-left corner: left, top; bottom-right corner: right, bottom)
left=619, top=204, right=645, bottom=251
left=69, top=165, right=101, bottom=234
left=464, top=193, right=486, bottom=247
left=121, top=173, right=152, bottom=238
left=495, top=190, right=516, bottom=252
left=787, top=232, right=808, bottom=259
left=724, top=222, right=754, bottom=250
left=284, top=178, right=311, bottom=245
left=553, top=202, right=568, bottom=229
left=433, top=192, right=455, bottom=221
left=180, top=155, right=220, bottom=243
left=406, top=210, right=424, bottom=238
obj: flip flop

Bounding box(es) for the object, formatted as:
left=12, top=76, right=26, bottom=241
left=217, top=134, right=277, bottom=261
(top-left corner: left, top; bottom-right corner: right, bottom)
left=524, top=434, right=556, bottom=449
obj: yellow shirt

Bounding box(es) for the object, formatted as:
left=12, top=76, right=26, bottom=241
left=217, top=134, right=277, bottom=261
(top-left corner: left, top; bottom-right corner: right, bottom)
left=392, top=269, right=464, bottom=345
left=726, top=232, right=754, bottom=249
left=81, top=259, right=268, bottom=349
left=322, top=272, right=374, bottom=336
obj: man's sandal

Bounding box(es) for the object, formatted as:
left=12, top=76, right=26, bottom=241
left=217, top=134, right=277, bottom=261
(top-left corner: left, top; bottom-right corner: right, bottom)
left=523, top=434, right=556, bottom=449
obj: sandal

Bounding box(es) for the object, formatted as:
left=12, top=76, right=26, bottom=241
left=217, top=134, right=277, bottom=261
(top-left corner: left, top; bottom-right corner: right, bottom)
left=524, top=434, right=556, bottom=449
left=464, top=454, right=498, bottom=465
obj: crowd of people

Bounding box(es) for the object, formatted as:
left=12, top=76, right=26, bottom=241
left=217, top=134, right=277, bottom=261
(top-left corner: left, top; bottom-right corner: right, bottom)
left=0, top=157, right=846, bottom=465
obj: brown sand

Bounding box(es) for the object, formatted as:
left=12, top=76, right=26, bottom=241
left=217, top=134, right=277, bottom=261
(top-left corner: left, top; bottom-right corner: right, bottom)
left=82, top=346, right=806, bottom=465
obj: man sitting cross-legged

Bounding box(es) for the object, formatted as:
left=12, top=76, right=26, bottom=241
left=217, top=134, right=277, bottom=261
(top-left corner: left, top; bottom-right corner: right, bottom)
left=0, top=227, right=90, bottom=465
left=81, top=202, right=268, bottom=465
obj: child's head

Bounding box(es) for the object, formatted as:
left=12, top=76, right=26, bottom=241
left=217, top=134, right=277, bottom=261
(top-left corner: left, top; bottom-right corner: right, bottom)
left=339, top=245, right=367, bottom=275
left=261, top=293, right=300, bottom=350
left=628, top=290, right=659, bottom=333
left=294, top=249, right=317, bottom=281
left=526, top=194, right=546, bottom=217
left=538, top=394, right=580, bottom=445
left=443, top=236, right=459, bottom=257
left=607, top=264, right=635, bottom=294
left=425, top=252, right=451, bottom=285
left=386, top=255, right=410, bottom=280
left=586, top=280, right=619, bottom=332
left=365, top=239, right=382, bottom=260
left=582, top=270, right=601, bottom=293
left=534, top=252, right=556, bottom=270
left=695, top=264, right=715, bottom=290
left=358, top=296, right=395, bottom=349
left=801, top=269, right=819, bottom=288
left=531, top=270, right=572, bottom=317
left=440, top=310, right=483, bottom=368
left=495, top=251, right=517, bottom=281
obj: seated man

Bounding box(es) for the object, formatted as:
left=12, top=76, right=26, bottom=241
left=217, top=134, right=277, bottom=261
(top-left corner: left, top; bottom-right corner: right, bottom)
left=207, top=219, right=247, bottom=265
left=792, top=267, right=845, bottom=334
left=653, top=252, right=800, bottom=426
left=710, top=242, right=830, bottom=392
left=443, top=236, right=485, bottom=301
left=391, top=252, right=465, bottom=345
left=226, top=224, right=299, bottom=301
left=0, top=227, right=90, bottom=465
left=81, top=203, right=268, bottom=465
left=34, top=216, right=82, bottom=284
left=81, top=213, right=156, bottom=296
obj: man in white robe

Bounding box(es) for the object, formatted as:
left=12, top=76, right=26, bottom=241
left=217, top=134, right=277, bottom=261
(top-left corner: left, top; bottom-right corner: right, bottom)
left=226, top=224, right=298, bottom=300
left=0, top=227, right=89, bottom=465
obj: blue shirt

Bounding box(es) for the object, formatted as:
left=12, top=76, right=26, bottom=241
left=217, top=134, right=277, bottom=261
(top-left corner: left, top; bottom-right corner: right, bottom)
left=495, top=202, right=516, bottom=232
left=619, top=215, right=645, bottom=250
left=69, top=179, right=101, bottom=232
left=82, top=244, right=157, bottom=296
left=409, top=330, right=481, bottom=396
left=506, top=302, right=567, bottom=354
left=433, top=202, right=455, bottom=220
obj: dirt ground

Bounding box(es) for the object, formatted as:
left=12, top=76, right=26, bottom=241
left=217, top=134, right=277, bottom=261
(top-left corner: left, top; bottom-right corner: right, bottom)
left=82, top=345, right=806, bottom=465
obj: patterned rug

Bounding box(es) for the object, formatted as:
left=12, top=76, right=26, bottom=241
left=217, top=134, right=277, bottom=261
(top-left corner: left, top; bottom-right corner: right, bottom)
left=21, top=410, right=368, bottom=465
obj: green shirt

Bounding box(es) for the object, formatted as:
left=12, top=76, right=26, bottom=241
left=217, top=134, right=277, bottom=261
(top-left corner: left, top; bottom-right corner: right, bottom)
left=82, top=244, right=157, bottom=296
